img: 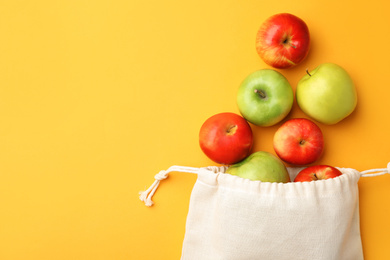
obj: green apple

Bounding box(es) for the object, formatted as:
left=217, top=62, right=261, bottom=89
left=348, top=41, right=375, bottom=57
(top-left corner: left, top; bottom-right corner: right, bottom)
left=237, top=69, right=293, bottom=127
left=296, top=63, right=357, bottom=125
left=226, top=151, right=290, bottom=183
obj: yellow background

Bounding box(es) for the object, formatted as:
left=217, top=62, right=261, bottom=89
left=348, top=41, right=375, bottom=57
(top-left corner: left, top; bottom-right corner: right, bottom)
left=0, top=0, right=389, bottom=259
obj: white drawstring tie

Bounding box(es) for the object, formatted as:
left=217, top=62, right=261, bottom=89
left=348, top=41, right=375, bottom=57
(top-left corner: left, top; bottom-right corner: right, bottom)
left=360, top=162, right=390, bottom=177
left=139, top=165, right=227, bottom=206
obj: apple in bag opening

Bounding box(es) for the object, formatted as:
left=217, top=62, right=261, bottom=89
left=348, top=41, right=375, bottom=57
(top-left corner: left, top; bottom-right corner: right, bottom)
left=226, top=151, right=290, bottom=183
left=294, top=165, right=342, bottom=182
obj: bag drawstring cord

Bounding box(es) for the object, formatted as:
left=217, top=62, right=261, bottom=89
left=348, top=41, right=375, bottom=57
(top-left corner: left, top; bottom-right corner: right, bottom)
left=139, top=165, right=227, bottom=207
left=360, top=162, right=390, bottom=177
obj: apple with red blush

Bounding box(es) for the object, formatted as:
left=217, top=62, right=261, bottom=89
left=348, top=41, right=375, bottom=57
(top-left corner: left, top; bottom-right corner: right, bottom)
left=273, top=118, right=324, bottom=165
left=199, top=112, right=253, bottom=165
left=256, top=13, right=310, bottom=69
left=294, top=165, right=343, bottom=182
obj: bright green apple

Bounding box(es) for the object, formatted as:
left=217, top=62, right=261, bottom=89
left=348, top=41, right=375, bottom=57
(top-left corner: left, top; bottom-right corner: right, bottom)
left=237, top=69, right=293, bottom=127
left=296, top=63, right=357, bottom=125
left=226, top=151, right=290, bottom=183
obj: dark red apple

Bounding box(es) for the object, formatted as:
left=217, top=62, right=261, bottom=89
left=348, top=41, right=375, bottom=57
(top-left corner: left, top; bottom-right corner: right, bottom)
left=199, top=112, right=253, bottom=165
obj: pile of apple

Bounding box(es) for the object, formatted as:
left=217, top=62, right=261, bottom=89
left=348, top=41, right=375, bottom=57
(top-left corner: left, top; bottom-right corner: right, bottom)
left=199, top=13, right=358, bottom=183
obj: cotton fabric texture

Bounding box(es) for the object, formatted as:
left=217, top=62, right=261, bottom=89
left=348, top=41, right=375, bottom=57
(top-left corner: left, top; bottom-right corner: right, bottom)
left=181, top=167, right=364, bottom=260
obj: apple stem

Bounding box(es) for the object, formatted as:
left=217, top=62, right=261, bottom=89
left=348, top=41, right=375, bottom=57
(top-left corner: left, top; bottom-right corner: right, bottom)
left=226, top=125, right=237, bottom=135
left=254, top=89, right=266, bottom=99
left=313, top=173, right=318, bottom=180
left=306, top=69, right=311, bottom=77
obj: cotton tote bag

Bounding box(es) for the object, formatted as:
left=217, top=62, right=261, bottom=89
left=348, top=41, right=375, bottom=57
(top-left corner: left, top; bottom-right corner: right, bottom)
left=140, top=163, right=389, bottom=260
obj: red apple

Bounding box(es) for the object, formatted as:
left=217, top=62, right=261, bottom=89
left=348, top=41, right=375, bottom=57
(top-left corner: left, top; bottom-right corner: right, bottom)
left=294, top=165, right=342, bottom=182
left=273, top=118, right=323, bottom=165
left=199, top=112, right=253, bottom=165
left=256, top=13, right=310, bottom=69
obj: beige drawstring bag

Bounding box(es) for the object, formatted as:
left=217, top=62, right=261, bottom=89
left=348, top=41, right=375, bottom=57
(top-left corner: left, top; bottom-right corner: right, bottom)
left=140, top=163, right=389, bottom=260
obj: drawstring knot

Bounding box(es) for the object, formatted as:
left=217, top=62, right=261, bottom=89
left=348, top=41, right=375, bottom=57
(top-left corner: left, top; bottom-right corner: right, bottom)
left=154, top=170, right=169, bottom=181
